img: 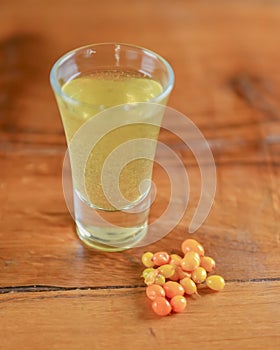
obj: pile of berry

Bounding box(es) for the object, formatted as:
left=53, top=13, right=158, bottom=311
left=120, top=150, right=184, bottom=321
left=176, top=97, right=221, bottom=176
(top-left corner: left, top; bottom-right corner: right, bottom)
left=141, top=239, right=225, bottom=316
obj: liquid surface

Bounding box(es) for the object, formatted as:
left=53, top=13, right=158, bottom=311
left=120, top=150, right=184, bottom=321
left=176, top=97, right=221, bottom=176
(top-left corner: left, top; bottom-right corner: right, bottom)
left=63, top=70, right=163, bottom=106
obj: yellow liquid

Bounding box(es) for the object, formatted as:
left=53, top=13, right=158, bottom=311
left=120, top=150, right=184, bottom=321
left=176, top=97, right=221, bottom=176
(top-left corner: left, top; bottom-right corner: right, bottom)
left=59, top=70, right=163, bottom=211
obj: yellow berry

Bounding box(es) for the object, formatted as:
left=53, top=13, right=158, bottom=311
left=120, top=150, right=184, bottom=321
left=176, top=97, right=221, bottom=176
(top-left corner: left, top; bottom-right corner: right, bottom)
left=206, top=275, right=225, bottom=291
left=141, top=252, right=154, bottom=267
left=200, top=256, right=216, bottom=272
left=170, top=295, right=187, bottom=313
left=180, top=277, right=197, bottom=295
left=191, top=267, right=207, bottom=284
left=169, top=254, right=182, bottom=266
left=142, top=268, right=155, bottom=279
left=163, top=281, right=184, bottom=298
left=181, top=252, right=200, bottom=272
left=144, top=269, right=158, bottom=286
left=154, top=274, right=166, bottom=285
left=181, top=239, right=205, bottom=256
left=158, top=264, right=175, bottom=278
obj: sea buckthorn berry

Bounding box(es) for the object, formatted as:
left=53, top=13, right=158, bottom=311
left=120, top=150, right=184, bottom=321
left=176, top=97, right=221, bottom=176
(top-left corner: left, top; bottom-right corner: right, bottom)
left=146, top=284, right=165, bottom=301
left=144, top=269, right=158, bottom=286
left=200, top=256, right=216, bottom=272
left=191, top=267, right=207, bottom=284
left=170, top=295, right=187, bottom=313
left=169, top=267, right=180, bottom=281
left=152, top=252, right=170, bottom=266
left=154, top=274, right=166, bottom=285
left=169, top=254, right=182, bottom=266
left=141, top=252, right=154, bottom=268
left=181, top=239, right=205, bottom=256
left=142, top=268, right=155, bottom=279
left=206, top=275, right=225, bottom=291
left=158, top=264, right=175, bottom=278
left=163, top=281, right=184, bottom=299
left=181, top=252, right=200, bottom=272
left=180, top=277, right=197, bottom=295
left=169, top=266, right=191, bottom=281
left=177, top=267, right=191, bottom=280
left=152, top=297, right=172, bottom=316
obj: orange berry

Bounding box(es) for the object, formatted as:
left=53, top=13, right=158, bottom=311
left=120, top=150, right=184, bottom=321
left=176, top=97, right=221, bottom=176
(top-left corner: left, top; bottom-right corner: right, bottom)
left=181, top=252, right=200, bottom=271
left=170, top=295, right=187, bottom=313
left=191, top=267, right=207, bottom=284
left=163, top=281, right=184, bottom=299
left=180, top=277, right=197, bottom=295
left=169, top=267, right=180, bottom=281
left=152, top=252, right=170, bottom=266
left=169, top=266, right=191, bottom=281
left=146, top=284, right=165, bottom=301
left=152, top=297, right=171, bottom=316
left=177, top=267, right=191, bottom=280
left=200, top=256, right=216, bottom=272
left=181, top=239, right=205, bottom=256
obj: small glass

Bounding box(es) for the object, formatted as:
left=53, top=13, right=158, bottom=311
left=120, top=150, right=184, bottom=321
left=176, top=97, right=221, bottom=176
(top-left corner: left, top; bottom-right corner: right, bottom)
left=50, top=43, right=174, bottom=251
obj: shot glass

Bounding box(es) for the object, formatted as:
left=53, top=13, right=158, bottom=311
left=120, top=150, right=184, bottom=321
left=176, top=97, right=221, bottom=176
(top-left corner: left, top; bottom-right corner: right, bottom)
left=50, top=43, right=174, bottom=251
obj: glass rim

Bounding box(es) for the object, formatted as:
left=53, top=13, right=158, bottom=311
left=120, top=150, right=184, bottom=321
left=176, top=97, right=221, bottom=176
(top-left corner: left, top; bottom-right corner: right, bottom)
left=50, top=42, right=175, bottom=107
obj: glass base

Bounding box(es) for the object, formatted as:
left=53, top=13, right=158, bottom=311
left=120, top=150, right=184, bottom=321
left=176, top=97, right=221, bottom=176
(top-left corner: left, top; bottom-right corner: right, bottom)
left=76, top=222, right=148, bottom=252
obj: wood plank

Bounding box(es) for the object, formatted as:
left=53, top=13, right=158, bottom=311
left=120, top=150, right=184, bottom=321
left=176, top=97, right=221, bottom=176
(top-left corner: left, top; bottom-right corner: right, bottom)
left=1, top=282, right=280, bottom=350
left=0, top=151, right=279, bottom=287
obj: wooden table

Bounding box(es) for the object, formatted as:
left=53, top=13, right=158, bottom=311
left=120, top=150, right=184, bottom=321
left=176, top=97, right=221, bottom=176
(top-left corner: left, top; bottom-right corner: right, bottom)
left=1, top=1, right=280, bottom=349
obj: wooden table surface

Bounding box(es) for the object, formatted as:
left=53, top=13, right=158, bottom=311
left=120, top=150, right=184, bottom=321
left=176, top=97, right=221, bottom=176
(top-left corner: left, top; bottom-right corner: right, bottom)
left=1, top=1, right=280, bottom=349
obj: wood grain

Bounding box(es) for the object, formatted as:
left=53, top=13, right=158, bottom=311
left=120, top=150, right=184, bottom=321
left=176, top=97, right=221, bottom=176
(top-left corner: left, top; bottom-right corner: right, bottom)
left=0, top=0, right=280, bottom=349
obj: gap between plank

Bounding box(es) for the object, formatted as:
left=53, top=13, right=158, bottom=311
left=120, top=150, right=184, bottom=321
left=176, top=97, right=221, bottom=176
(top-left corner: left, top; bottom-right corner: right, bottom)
left=0, top=277, right=279, bottom=295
